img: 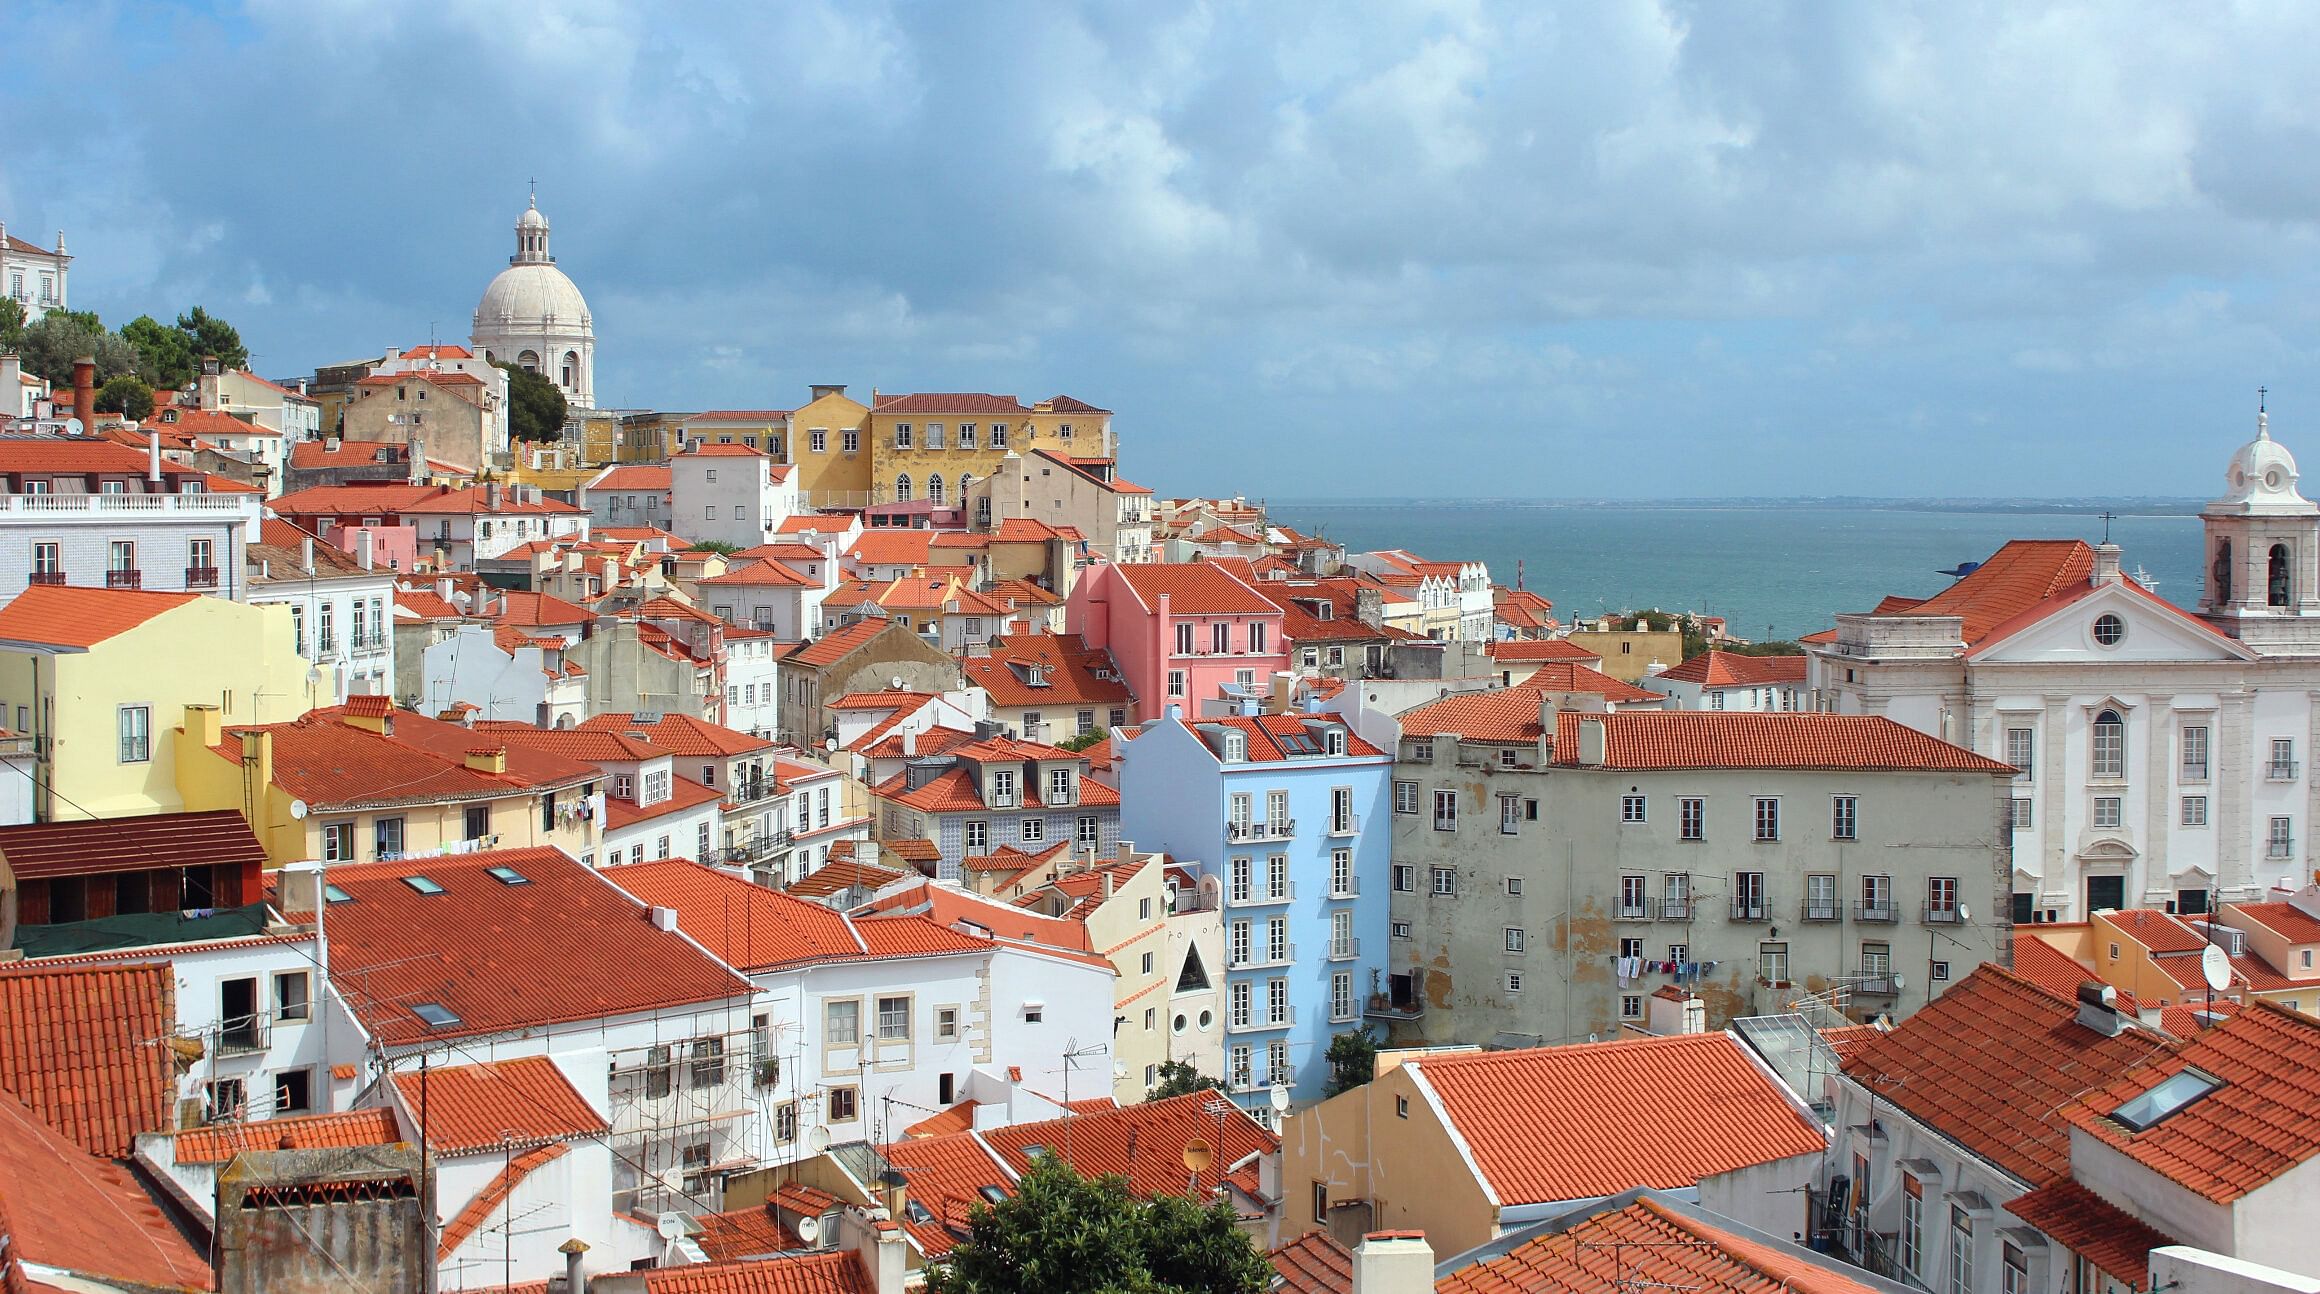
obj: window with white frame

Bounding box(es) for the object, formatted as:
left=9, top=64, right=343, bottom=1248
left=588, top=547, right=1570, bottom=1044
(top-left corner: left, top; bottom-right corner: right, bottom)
left=1433, top=789, right=1457, bottom=831
left=2009, top=798, right=2033, bottom=830
left=118, top=705, right=152, bottom=763
left=2182, top=724, right=2210, bottom=780
left=1679, top=797, right=1703, bottom=840
left=1503, top=927, right=1525, bottom=953
left=1394, top=781, right=1418, bottom=814
left=1946, top=1205, right=1974, bottom=1294
left=2182, top=795, right=2208, bottom=827
left=1622, top=794, right=1646, bottom=823
left=2006, top=726, right=2035, bottom=779
left=1831, top=795, right=1858, bottom=840
left=1430, top=866, right=1455, bottom=895
left=2093, top=795, right=2123, bottom=829
left=1753, top=797, right=1780, bottom=841
left=2092, top=709, right=2125, bottom=779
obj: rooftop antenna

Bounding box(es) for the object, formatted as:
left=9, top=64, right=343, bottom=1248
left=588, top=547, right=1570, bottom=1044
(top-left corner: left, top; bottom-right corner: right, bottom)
left=2099, top=511, right=2117, bottom=545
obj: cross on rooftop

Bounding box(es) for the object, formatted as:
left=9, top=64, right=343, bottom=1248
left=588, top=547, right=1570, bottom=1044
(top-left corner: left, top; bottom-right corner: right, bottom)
left=2098, top=511, right=2117, bottom=544
left=2260, top=385, right=2268, bottom=413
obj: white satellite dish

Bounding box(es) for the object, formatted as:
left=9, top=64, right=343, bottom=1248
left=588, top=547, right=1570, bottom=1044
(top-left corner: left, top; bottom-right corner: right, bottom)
left=792, top=1214, right=820, bottom=1243
left=1957, top=904, right=1972, bottom=924
left=1268, top=1085, right=1291, bottom=1114
left=2201, top=943, right=2232, bottom=992
left=289, top=798, right=309, bottom=820
left=806, top=1125, right=832, bottom=1153
left=1891, top=973, right=1906, bottom=991
left=655, top=1212, right=689, bottom=1242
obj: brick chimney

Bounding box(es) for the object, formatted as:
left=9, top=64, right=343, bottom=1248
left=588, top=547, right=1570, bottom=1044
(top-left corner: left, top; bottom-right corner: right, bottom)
left=70, top=355, right=96, bottom=432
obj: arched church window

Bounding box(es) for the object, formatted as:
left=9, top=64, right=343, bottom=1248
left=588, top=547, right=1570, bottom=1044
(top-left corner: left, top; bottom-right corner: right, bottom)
left=518, top=349, right=540, bottom=373
left=562, top=351, right=579, bottom=389
left=894, top=474, right=913, bottom=502
left=2269, top=543, right=2292, bottom=607
left=2092, top=709, right=2125, bottom=780
left=2214, top=540, right=2233, bottom=603
left=927, top=474, right=945, bottom=505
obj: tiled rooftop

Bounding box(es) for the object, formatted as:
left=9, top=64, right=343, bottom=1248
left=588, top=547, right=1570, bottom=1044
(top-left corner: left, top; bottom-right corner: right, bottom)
left=1549, top=711, right=2016, bottom=773
left=392, top=1055, right=607, bottom=1154
left=172, top=1107, right=404, bottom=1164
left=0, top=963, right=177, bottom=1157
left=2003, top=1180, right=2177, bottom=1283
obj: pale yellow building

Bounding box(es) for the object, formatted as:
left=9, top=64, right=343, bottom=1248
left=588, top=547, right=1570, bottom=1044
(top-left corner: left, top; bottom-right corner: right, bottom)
left=1564, top=627, right=1685, bottom=681
left=0, top=586, right=320, bottom=821
left=867, top=392, right=1113, bottom=509
left=788, top=385, right=873, bottom=509
left=1013, top=850, right=1173, bottom=1103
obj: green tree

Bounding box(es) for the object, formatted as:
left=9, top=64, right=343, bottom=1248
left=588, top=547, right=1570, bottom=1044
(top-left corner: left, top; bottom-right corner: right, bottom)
left=687, top=540, right=741, bottom=556
left=927, top=1155, right=1268, bottom=1294
left=0, top=297, right=24, bottom=349
left=1323, top=1027, right=1379, bottom=1097
left=94, top=375, right=154, bottom=421
left=1148, top=1060, right=1223, bottom=1099
left=16, top=311, right=138, bottom=385
left=175, top=306, right=248, bottom=371
left=122, top=314, right=196, bottom=388
left=1055, top=730, right=1107, bottom=753
left=496, top=360, right=569, bottom=442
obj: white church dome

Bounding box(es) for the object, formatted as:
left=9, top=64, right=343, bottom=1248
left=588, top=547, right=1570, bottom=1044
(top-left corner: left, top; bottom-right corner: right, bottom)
left=2211, top=406, right=2316, bottom=517
left=470, top=192, right=596, bottom=409
left=475, top=261, right=591, bottom=331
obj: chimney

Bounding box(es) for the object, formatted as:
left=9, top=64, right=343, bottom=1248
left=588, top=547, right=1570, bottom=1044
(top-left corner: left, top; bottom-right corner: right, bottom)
left=1577, top=716, right=1606, bottom=767
left=147, top=429, right=162, bottom=484
left=70, top=355, right=95, bottom=432
left=879, top=1167, right=907, bottom=1220
left=1351, top=1232, right=1434, bottom=1294
left=1270, top=672, right=1295, bottom=714
left=1101, top=869, right=1116, bottom=899
left=2075, top=981, right=2127, bottom=1037
left=198, top=356, right=221, bottom=411
left=0, top=352, right=20, bottom=403
left=902, top=729, right=917, bottom=758
left=2093, top=542, right=2123, bottom=586
left=359, top=530, right=376, bottom=571
left=1536, top=692, right=1557, bottom=765
left=302, top=537, right=316, bottom=574
left=558, top=1238, right=589, bottom=1294
left=849, top=1214, right=907, bottom=1294
left=184, top=703, right=223, bottom=750
left=487, top=481, right=502, bottom=509
left=647, top=906, right=679, bottom=932
left=464, top=747, right=509, bottom=774
left=810, top=384, right=846, bottom=401
left=239, top=728, right=274, bottom=789
left=2135, top=1001, right=2166, bottom=1029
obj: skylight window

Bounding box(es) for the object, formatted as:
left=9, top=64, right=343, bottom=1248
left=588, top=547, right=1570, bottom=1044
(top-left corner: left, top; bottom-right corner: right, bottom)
left=401, top=875, right=445, bottom=895
left=410, top=1002, right=461, bottom=1030
left=485, top=866, right=530, bottom=885
left=2111, top=1068, right=2224, bottom=1132
left=977, top=1186, right=1008, bottom=1205
left=323, top=884, right=355, bottom=904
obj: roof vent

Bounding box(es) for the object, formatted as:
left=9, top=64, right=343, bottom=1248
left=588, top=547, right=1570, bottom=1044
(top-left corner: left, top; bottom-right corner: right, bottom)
left=2075, top=981, right=2126, bottom=1036
left=401, top=875, right=445, bottom=895
left=647, top=906, right=680, bottom=932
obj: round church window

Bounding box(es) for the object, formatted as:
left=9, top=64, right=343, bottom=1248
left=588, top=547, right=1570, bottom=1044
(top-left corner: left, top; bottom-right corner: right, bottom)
left=2093, top=614, right=2126, bottom=646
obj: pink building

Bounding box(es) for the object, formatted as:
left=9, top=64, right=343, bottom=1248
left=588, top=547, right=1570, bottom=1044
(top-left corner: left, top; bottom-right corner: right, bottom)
left=1066, top=562, right=1288, bottom=721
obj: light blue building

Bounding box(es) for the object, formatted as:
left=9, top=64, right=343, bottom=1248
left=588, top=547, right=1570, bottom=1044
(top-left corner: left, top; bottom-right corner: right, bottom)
left=1115, top=705, right=1393, bottom=1117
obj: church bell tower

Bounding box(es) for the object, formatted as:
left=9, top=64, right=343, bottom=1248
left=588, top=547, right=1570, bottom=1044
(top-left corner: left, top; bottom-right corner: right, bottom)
left=2200, top=395, right=2320, bottom=652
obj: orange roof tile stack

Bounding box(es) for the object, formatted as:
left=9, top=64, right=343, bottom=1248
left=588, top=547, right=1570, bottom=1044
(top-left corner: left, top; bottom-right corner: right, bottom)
left=1549, top=712, right=2015, bottom=773
left=0, top=963, right=177, bottom=1157
left=604, top=859, right=868, bottom=969
left=1437, top=1194, right=1882, bottom=1294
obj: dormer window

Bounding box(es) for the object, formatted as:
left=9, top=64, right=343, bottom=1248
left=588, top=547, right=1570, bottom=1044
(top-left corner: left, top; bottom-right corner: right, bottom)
left=1047, top=766, right=1074, bottom=805
left=1222, top=731, right=1247, bottom=762
left=1325, top=728, right=1347, bottom=756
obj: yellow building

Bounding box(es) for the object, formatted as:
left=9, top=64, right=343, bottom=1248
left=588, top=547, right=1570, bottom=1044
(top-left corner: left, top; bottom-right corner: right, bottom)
left=1564, top=627, right=1685, bottom=682
left=789, top=385, right=873, bottom=510
left=174, top=699, right=598, bottom=871
left=867, top=392, right=1112, bottom=509
left=0, top=586, right=320, bottom=821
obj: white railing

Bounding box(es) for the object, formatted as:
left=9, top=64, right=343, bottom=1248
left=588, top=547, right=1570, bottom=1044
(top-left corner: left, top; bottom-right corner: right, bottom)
left=2, top=492, right=259, bottom=516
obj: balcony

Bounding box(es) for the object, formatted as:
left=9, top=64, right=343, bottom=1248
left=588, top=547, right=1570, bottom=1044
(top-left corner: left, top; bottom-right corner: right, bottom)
left=1327, top=877, right=1361, bottom=899
left=2270, top=761, right=2301, bottom=782
left=1803, top=899, right=1841, bottom=923
left=26, top=570, right=64, bottom=586
left=105, top=569, right=142, bottom=589
left=1366, top=990, right=1425, bottom=1021
left=1228, top=943, right=1296, bottom=970
left=1616, top=898, right=1655, bottom=921
left=1328, top=1001, right=1360, bottom=1024
left=184, top=565, right=220, bottom=589
left=217, top=1015, right=268, bottom=1057
left=0, top=491, right=259, bottom=520
left=1227, top=820, right=1295, bottom=843
left=1325, top=814, right=1361, bottom=837
left=1326, top=938, right=1362, bottom=963
left=1855, top=900, right=1898, bottom=924
left=1232, top=883, right=1295, bottom=906
left=1660, top=898, right=1692, bottom=921
left=1730, top=898, right=1769, bottom=922
left=1855, top=974, right=1900, bottom=997
left=1922, top=903, right=1963, bottom=924
left=2269, top=838, right=2296, bottom=860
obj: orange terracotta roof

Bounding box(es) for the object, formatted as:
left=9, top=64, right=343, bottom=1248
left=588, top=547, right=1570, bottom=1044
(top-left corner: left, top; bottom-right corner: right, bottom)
left=979, top=1091, right=1280, bottom=1203
left=1113, top=562, right=1278, bottom=615
left=172, top=1107, right=404, bottom=1164
left=0, top=1093, right=213, bottom=1293
left=604, top=859, right=867, bottom=969
left=438, top=1140, right=569, bottom=1258
left=579, top=1252, right=876, bottom=1294
left=392, top=1055, right=606, bottom=1154
left=0, top=584, right=196, bottom=649
left=1875, top=539, right=2095, bottom=644
left=1655, top=650, right=1809, bottom=687
left=1548, top=712, right=2014, bottom=773
left=577, top=712, right=775, bottom=758
left=701, top=558, right=818, bottom=587
left=855, top=879, right=1094, bottom=952
left=783, top=616, right=892, bottom=669
left=1399, top=684, right=1601, bottom=744
left=0, top=809, right=266, bottom=881
left=959, top=633, right=1132, bottom=708
left=1269, top=1231, right=1352, bottom=1294
left=602, top=773, right=725, bottom=829
left=873, top=392, right=1026, bottom=414
left=852, top=913, right=997, bottom=959
left=1844, top=965, right=2177, bottom=1186
left=1438, top=1194, right=1882, bottom=1294
left=1410, top=1033, right=1823, bottom=1205
left=884, top=837, right=941, bottom=863
left=218, top=707, right=596, bottom=810
left=985, top=577, right=1063, bottom=607
left=0, top=963, right=176, bottom=1157
left=496, top=589, right=593, bottom=626
left=880, top=1130, right=1011, bottom=1257
left=784, top=858, right=907, bottom=899
left=2008, top=938, right=2146, bottom=1015
left=2061, top=1000, right=2320, bottom=1203
left=2228, top=899, right=2320, bottom=943
left=851, top=723, right=978, bottom=762
left=1185, top=713, right=1386, bottom=763
left=1518, top=662, right=1659, bottom=700
left=843, top=529, right=935, bottom=568
left=693, top=1202, right=808, bottom=1262
left=960, top=841, right=1071, bottom=878
left=2004, top=1180, right=2177, bottom=1282
left=318, top=847, right=753, bottom=1046
left=873, top=765, right=1121, bottom=814
left=901, top=1099, right=981, bottom=1139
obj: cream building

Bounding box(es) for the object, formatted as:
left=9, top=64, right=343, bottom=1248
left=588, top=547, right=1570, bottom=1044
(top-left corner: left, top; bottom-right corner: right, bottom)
left=1, top=221, right=69, bottom=319
left=1810, top=412, right=2320, bottom=923
left=472, top=194, right=595, bottom=409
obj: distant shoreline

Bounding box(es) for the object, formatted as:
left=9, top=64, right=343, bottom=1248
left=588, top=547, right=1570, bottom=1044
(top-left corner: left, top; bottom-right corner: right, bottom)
left=1267, top=498, right=2206, bottom=517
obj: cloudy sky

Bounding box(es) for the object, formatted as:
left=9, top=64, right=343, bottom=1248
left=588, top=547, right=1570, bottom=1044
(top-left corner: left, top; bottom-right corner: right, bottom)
left=8, top=1, right=2319, bottom=498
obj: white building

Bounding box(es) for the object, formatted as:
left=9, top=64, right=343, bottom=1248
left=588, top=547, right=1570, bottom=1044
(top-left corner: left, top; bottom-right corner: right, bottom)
left=247, top=523, right=397, bottom=701
left=0, top=221, right=69, bottom=319
left=670, top=441, right=799, bottom=548
left=697, top=542, right=838, bottom=640
left=579, top=463, right=673, bottom=531
left=0, top=437, right=262, bottom=609
left=1811, top=413, right=2320, bottom=923
left=419, top=621, right=588, bottom=727
left=1642, top=650, right=1808, bottom=712
left=722, top=628, right=783, bottom=740
left=472, top=195, right=595, bottom=409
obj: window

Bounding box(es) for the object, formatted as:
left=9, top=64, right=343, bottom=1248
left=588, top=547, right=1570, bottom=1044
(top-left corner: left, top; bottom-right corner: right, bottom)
left=1252, top=623, right=1269, bottom=654
left=2182, top=724, right=2210, bottom=780
left=1020, top=817, right=1045, bottom=843
left=1753, top=797, right=1780, bottom=840
left=894, top=423, right=913, bottom=449
left=1618, top=874, right=1647, bottom=918
left=825, top=999, right=860, bottom=1045
left=1392, top=864, right=1415, bottom=893
left=1394, top=781, right=1418, bottom=814
left=1213, top=621, right=1231, bottom=653
left=2270, top=815, right=2295, bottom=858
left=877, top=995, right=911, bottom=1042
left=2273, top=737, right=2299, bottom=780
left=1391, top=920, right=1411, bottom=939
left=1268, top=976, right=1290, bottom=1023
left=27, top=541, right=57, bottom=579
left=2093, top=613, right=2125, bottom=646
left=1499, top=794, right=1521, bottom=834
left=1267, top=1040, right=1290, bottom=1085
left=1230, top=921, right=1251, bottom=967
left=1268, top=917, right=1289, bottom=962
left=989, top=769, right=1016, bottom=805
left=2006, top=726, right=2035, bottom=779
left=1231, top=981, right=1252, bottom=1027
left=2092, top=709, right=2125, bottom=779
left=1077, top=815, right=1099, bottom=847
left=2009, top=797, right=2033, bottom=830
left=1314, top=1181, right=1330, bottom=1224
left=108, top=539, right=136, bottom=574
left=1230, top=1046, right=1252, bottom=1089
left=642, top=1045, right=675, bottom=1099
left=1048, top=766, right=1074, bottom=803
left=1759, top=941, right=1789, bottom=983
left=1503, top=927, right=1525, bottom=953
left=1433, top=789, right=1457, bottom=831
left=1506, top=876, right=1525, bottom=898
left=1900, top=1175, right=1923, bottom=1274
left=117, top=705, right=151, bottom=763
left=1331, top=849, right=1353, bottom=897
left=2002, top=1243, right=2027, bottom=1294
left=464, top=804, right=490, bottom=842
left=275, top=1069, right=314, bottom=1114
left=1621, top=794, right=1647, bottom=823
left=964, top=819, right=988, bottom=851
left=1167, top=670, right=1186, bottom=697
left=2089, top=794, right=2123, bottom=829
left=2182, top=795, right=2209, bottom=827
left=842, top=429, right=859, bottom=453
left=274, top=972, right=311, bottom=1022
left=689, top=1037, right=726, bottom=1088
left=1231, top=857, right=1252, bottom=902
left=936, top=1007, right=959, bottom=1041
left=1927, top=876, right=1959, bottom=920
left=1947, top=1205, right=1974, bottom=1294
left=810, top=428, right=826, bottom=452
left=1832, top=795, right=1858, bottom=840
left=1733, top=871, right=1767, bottom=920
left=1430, top=866, right=1456, bottom=896
left=1679, top=797, right=1703, bottom=840
left=1176, top=623, right=1196, bottom=654
left=321, top=821, right=356, bottom=862
left=318, top=602, right=334, bottom=651
left=828, top=1087, right=858, bottom=1122
left=1805, top=873, right=1837, bottom=920
left=1663, top=872, right=1691, bottom=919
left=1620, top=994, right=1643, bottom=1020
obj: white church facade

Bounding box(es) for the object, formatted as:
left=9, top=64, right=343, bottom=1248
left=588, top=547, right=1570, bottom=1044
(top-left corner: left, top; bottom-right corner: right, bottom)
left=1810, top=410, right=2320, bottom=924
left=472, top=195, right=596, bottom=409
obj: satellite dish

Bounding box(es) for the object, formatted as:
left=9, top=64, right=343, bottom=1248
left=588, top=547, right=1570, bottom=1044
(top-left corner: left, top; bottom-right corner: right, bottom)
left=63, top=417, right=83, bottom=437
left=289, top=799, right=309, bottom=820
left=792, top=1214, right=821, bottom=1243
left=1957, top=904, right=1972, bottom=924
left=1892, top=974, right=1906, bottom=991
left=825, top=737, right=839, bottom=752
left=1269, top=1085, right=1292, bottom=1114
left=1181, top=1138, right=1213, bottom=1174
left=2202, top=943, right=2232, bottom=992
left=655, top=1212, right=688, bottom=1242
left=806, top=1125, right=832, bottom=1153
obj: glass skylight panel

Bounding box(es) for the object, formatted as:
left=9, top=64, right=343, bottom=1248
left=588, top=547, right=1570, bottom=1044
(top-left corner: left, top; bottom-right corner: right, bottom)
left=323, top=884, right=355, bottom=903
left=2111, top=1068, right=2223, bottom=1132
left=485, top=866, right=530, bottom=885
left=401, top=875, right=445, bottom=894
left=410, top=1002, right=461, bottom=1029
